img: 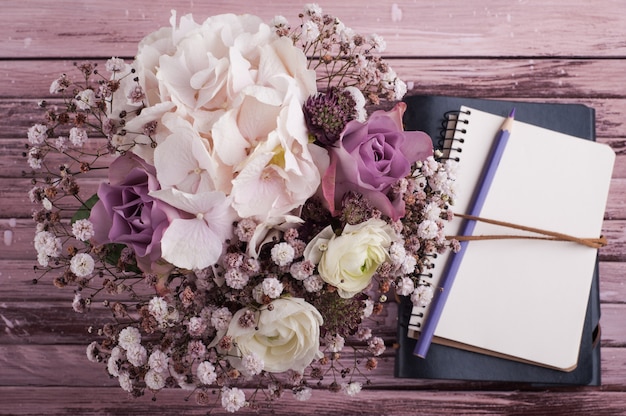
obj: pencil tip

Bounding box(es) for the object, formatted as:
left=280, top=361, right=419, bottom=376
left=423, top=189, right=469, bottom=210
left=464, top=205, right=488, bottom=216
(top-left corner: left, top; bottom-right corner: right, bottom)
left=509, top=108, right=516, bottom=118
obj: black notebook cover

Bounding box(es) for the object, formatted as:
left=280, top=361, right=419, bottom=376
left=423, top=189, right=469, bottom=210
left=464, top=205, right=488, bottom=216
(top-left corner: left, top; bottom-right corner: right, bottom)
left=395, top=95, right=601, bottom=386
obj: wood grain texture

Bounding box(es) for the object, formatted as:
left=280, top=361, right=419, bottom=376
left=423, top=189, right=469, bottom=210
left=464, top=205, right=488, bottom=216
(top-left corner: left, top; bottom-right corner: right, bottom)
left=2, top=0, right=626, bottom=414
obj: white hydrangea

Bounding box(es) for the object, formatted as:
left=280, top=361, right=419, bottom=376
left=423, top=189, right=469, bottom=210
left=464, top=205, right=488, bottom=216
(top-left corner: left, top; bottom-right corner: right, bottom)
left=118, top=326, right=141, bottom=350
left=396, top=277, right=415, bottom=297
left=148, top=349, right=169, bottom=373
left=261, top=277, right=283, bottom=299
left=144, top=368, right=167, bottom=390
left=70, top=253, right=95, bottom=277
left=126, top=344, right=148, bottom=367
left=221, top=387, right=246, bottom=413
left=211, top=307, right=232, bottom=331
left=197, top=361, right=217, bottom=385
left=271, top=242, right=295, bottom=266
left=72, top=219, right=95, bottom=241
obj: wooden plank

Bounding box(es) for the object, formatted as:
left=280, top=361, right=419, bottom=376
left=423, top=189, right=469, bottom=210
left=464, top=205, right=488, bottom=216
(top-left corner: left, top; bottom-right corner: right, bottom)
left=0, top=386, right=625, bottom=415
left=3, top=58, right=626, bottom=101
left=1, top=343, right=626, bottom=389
left=0, top=298, right=624, bottom=345
left=4, top=0, right=626, bottom=59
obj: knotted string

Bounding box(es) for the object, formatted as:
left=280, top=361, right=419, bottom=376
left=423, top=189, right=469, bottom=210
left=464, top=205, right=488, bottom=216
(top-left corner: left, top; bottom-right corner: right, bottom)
left=450, top=213, right=607, bottom=249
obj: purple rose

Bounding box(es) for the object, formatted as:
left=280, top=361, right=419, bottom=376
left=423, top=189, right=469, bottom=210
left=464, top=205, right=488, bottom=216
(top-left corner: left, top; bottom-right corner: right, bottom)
left=90, top=153, right=177, bottom=271
left=321, top=103, right=433, bottom=221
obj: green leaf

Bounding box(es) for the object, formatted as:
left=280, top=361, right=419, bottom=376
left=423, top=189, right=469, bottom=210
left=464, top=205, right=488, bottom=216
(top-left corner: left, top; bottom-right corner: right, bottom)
left=71, top=193, right=99, bottom=224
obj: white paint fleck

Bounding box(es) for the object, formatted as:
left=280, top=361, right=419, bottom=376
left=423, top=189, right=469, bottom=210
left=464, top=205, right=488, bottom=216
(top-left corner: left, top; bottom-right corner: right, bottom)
left=23, top=37, right=32, bottom=48
left=391, top=4, right=403, bottom=22
left=8, top=218, right=16, bottom=227
left=507, top=13, right=512, bottom=22
left=0, top=314, right=15, bottom=329
left=3, top=230, right=12, bottom=246
left=407, top=81, right=415, bottom=90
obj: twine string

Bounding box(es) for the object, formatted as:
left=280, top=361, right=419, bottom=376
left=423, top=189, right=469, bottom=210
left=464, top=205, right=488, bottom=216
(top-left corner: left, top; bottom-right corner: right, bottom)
left=450, top=213, right=607, bottom=249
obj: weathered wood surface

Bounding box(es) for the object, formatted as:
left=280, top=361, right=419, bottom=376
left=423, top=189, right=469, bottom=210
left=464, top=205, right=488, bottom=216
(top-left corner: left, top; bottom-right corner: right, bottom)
left=1, top=0, right=625, bottom=415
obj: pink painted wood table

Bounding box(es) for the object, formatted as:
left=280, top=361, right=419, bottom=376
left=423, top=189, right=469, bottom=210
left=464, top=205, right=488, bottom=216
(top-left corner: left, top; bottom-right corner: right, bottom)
left=1, top=1, right=625, bottom=414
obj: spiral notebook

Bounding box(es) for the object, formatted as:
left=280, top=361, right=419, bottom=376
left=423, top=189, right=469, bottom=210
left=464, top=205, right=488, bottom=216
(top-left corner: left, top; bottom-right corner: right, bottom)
left=406, top=100, right=614, bottom=371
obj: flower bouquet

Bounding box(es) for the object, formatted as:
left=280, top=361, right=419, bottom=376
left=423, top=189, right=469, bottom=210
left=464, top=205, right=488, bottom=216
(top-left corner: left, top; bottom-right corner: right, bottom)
left=25, top=4, right=458, bottom=412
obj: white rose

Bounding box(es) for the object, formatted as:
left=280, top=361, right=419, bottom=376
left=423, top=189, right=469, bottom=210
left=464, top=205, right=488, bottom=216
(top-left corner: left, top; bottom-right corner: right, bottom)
left=304, top=219, right=398, bottom=298
left=226, top=297, right=322, bottom=373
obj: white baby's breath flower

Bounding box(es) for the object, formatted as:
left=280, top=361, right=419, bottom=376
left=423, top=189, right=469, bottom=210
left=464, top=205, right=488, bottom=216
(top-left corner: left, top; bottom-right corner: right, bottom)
left=86, top=341, right=99, bottom=363
left=341, top=381, right=363, bottom=396
left=271, top=242, right=295, bottom=266
left=145, top=368, right=167, bottom=390
left=261, top=277, right=283, bottom=299
left=361, top=299, right=374, bottom=318
left=343, top=86, right=367, bottom=122
left=368, top=33, right=386, bottom=52
left=221, top=387, right=246, bottom=413
left=33, top=231, right=61, bottom=265
left=72, top=219, right=95, bottom=241
left=148, top=297, right=169, bottom=324
left=411, top=285, right=434, bottom=308
left=70, top=253, right=95, bottom=277
left=118, top=326, right=141, bottom=350
left=105, top=57, right=125, bottom=72
left=118, top=371, right=133, bottom=392
left=27, top=147, right=42, bottom=169
left=69, top=127, right=88, bottom=147
left=294, top=387, right=312, bottom=401
left=148, top=349, right=169, bottom=373
left=417, top=220, right=439, bottom=240
left=242, top=352, right=264, bottom=376
left=270, top=15, right=289, bottom=28
left=187, top=316, right=207, bottom=337
left=301, top=20, right=320, bottom=42
left=303, top=274, right=324, bottom=293
left=197, top=361, right=218, bottom=385
left=27, top=124, right=48, bottom=145
left=401, top=255, right=417, bottom=274
left=72, top=292, right=86, bottom=313
left=303, top=3, right=323, bottom=18
left=394, top=78, right=408, bottom=100
left=107, top=346, right=124, bottom=377
left=42, top=197, right=52, bottom=211
left=325, top=334, right=345, bottom=353
left=389, top=241, right=406, bottom=266
left=211, top=307, right=233, bottom=331
left=74, top=89, right=96, bottom=110
left=224, top=268, right=250, bottom=290
left=126, top=344, right=148, bottom=367
left=396, top=276, right=415, bottom=297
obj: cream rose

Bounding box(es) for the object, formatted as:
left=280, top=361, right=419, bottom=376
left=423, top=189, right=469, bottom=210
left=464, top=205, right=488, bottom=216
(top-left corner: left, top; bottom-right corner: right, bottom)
left=304, top=219, right=398, bottom=298
left=226, top=297, right=323, bottom=373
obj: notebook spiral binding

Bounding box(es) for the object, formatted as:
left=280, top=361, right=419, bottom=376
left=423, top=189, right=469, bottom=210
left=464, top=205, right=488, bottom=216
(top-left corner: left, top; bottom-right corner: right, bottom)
left=437, top=109, right=471, bottom=161
left=410, top=109, right=471, bottom=327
